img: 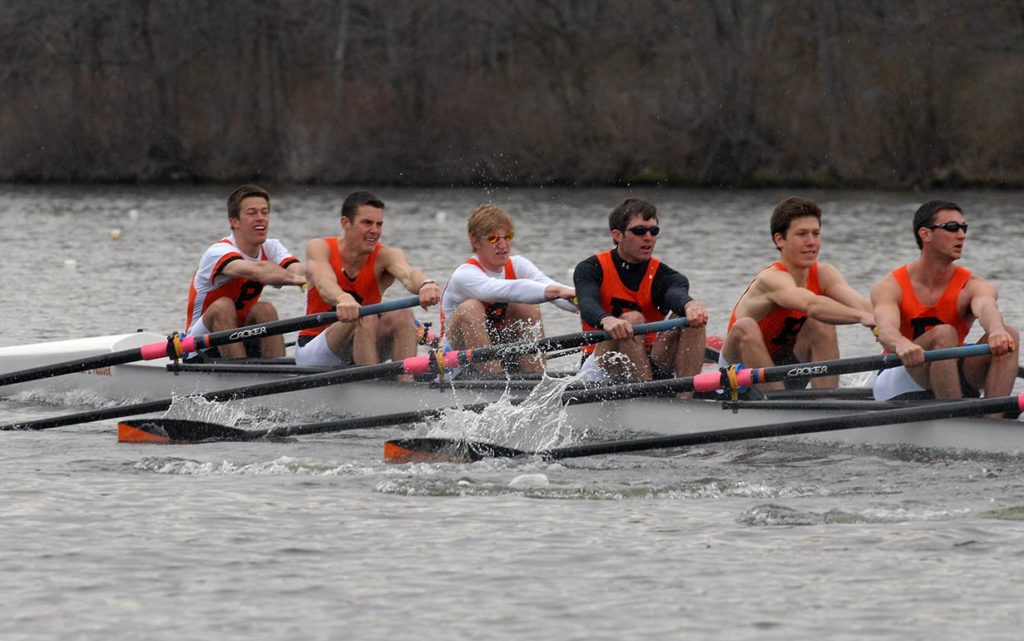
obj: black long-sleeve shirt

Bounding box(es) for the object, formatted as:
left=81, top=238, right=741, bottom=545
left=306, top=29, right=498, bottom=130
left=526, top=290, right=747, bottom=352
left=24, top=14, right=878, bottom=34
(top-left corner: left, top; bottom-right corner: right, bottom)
left=573, top=248, right=694, bottom=327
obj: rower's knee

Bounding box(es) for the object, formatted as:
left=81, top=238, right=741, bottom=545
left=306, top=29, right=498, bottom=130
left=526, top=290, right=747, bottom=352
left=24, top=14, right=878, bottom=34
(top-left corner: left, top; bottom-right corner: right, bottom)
left=378, top=308, right=414, bottom=335
left=203, top=297, right=240, bottom=330
left=723, top=317, right=763, bottom=359
left=246, top=302, right=278, bottom=324
left=802, top=317, right=836, bottom=341
left=620, top=310, right=645, bottom=326
left=453, top=299, right=488, bottom=321
left=506, top=302, right=541, bottom=325
left=926, top=324, right=960, bottom=348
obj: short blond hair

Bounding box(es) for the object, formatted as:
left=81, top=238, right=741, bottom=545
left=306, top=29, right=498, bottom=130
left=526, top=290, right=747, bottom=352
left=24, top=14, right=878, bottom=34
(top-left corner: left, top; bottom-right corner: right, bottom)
left=467, top=205, right=515, bottom=246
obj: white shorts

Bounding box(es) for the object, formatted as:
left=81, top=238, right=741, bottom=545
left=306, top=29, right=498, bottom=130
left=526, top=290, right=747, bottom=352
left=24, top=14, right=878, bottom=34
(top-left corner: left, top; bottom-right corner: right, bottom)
left=577, top=354, right=610, bottom=382
left=577, top=351, right=662, bottom=382
left=295, top=331, right=352, bottom=368
left=873, top=366, right=925, bottom=401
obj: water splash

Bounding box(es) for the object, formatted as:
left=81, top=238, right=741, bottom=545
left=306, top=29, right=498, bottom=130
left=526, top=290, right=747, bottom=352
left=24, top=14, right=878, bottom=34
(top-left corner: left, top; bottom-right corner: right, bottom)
left=428, top=371, right=583, bottom=452
left=160, top=393, right=289, bottom=429
left=131, top=455, right=359, bottom=476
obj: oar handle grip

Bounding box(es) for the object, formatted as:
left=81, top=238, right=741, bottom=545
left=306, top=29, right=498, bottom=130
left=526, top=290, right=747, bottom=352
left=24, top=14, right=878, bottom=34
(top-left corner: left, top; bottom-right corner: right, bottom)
left=146, top=295, right=423, bottom=359
left=694, top=342, right=995, bottom=393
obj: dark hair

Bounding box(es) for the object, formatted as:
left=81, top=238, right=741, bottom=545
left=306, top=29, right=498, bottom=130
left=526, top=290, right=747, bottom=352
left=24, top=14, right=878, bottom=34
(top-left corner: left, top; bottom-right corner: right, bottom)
left=227, top=184, right=270, bottom=219
left=912, top=200, right=962, bottom=249
left=770, top=197, right=821, bottom=249
left=609, top=197, right=657, bottom=232
left=341, top=190, right=385, bottom=221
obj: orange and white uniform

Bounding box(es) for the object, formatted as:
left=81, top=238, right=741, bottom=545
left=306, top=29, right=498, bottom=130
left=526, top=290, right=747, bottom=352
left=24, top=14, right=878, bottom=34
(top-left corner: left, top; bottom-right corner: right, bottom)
left=294, top=239, right=383, bottom=366
left=874, top=264, right=974, bottom=400
left=185, top=233, right=298, bottom=336
left=579, top=250, right=666, bottom=355
left=440, top=255, right=575, bottom=339
left=727, top=261, right=822, bottom=361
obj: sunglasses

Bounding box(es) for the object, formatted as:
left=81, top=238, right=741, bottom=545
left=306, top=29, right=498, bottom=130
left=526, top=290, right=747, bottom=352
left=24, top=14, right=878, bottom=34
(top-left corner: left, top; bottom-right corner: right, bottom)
left=485, top=232, right=514, bottom=244
left=625, top=225, right=660, bottom=237
left=925, top=221, right=968, bottom=233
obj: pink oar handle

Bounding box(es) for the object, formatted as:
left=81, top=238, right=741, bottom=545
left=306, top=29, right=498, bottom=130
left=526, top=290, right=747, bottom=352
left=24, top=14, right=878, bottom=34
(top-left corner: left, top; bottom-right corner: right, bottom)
left=139, top=336, right=198, bottom=361
left=691, top=367, right=754, bottom=393
left=402, top=350, right=465, bottom=375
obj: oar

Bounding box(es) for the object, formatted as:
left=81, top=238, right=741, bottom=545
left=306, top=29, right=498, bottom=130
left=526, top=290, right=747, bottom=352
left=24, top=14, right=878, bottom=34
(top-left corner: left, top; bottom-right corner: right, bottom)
left=383, top=392, right=1024, bottom=463
left=117, top=343, right=986, bottom=444
left=7, top=317, right=690, bottom=433
left=551, top=343, right=992, bottom=405
left=117, top=406, right=472, bottom=444
left=0, top=296, right=421, bottom=388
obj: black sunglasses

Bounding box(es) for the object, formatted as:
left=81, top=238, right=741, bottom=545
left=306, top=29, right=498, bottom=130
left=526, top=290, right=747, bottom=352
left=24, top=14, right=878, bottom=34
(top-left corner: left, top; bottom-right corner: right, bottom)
left=925, top=221, right=968, bottom=233
left=625, top=225, right=660, bottom=237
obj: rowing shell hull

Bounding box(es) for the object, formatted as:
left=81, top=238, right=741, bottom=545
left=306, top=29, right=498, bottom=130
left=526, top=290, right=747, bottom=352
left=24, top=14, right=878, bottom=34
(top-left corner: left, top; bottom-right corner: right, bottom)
left=1, top=333, right=1021, bottom=453
left=0, top=333, right=495, bottom=418
left=560, top=395, right=1024, bottom=454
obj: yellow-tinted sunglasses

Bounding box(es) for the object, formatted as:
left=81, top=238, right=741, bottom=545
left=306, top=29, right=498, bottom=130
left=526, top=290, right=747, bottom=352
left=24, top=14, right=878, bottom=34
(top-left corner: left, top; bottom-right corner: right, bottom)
left=486, top=232, right=514, bottom=244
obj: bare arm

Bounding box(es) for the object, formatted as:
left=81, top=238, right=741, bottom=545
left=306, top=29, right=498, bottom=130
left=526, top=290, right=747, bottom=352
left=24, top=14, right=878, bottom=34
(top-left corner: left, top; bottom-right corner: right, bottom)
left=966, top=277, right=1014, bottom=356
left=220, top=257, right=306, bottom=288
left=760, top=266, right=872, bottom=326
left=378, top=246, right=441, bottom=309
left=305, top=238, right=360, bottom=321
left=810, top=263, right=875, bottom=326
left=871, top=275, right=923, bottom=365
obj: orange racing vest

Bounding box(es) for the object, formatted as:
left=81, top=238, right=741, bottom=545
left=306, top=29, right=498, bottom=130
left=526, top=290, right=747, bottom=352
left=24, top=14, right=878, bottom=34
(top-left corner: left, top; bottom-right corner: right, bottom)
left=727, top=261, right=821, bottom=361
left=300, top=239, right=383, bottom=339
left=580, top=250, right=665, bottom=354
left=891, top=264, right=973, bottom=343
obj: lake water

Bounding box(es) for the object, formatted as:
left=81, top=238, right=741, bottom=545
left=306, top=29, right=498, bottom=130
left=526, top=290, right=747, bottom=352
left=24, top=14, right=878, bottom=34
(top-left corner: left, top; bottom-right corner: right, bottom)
left=1, top=185, right=1023, bottom=640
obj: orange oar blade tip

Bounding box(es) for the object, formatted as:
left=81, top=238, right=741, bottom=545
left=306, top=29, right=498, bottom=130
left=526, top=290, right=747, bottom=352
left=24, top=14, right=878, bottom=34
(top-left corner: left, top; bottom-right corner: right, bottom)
left=383, top=438, right=481, bottom=464
left=384, top=440, right=443, bottom=464
left=117, top=420, right=171, bottom=444
left=384, top=438, right=523, bottom=464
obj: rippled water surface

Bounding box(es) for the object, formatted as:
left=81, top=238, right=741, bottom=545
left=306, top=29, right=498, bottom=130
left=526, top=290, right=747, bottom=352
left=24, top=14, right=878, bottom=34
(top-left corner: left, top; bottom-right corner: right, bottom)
left=2, top=185, right=1024, bottom=640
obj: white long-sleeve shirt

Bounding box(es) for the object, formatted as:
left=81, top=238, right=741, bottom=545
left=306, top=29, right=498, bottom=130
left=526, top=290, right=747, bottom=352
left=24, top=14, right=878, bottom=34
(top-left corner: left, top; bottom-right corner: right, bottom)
left=441, top=255, right=577, bottom=320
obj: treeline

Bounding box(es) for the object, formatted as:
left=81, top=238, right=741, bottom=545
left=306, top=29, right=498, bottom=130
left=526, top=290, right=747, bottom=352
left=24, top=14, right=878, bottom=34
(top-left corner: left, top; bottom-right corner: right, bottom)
left=2, top=0, right=1024, bottom=187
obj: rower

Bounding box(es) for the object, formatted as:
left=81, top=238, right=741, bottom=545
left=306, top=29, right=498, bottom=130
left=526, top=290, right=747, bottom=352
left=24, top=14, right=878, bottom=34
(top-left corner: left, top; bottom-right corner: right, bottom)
left=573, top=197, right=708, bottom=385
left=872, top=200, right=1018, bottom=417
left=721, top=196, right=874, bottom=390
left=184, top=184, right=306, bottom=359
left=295, top=191, right=442, bottom=379
left=440, top=204, right=577, bottom=377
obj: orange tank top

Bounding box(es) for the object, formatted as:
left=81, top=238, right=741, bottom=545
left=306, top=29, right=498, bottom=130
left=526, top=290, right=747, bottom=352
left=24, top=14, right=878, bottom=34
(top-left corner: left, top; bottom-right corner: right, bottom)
left=892, top=264, right=972, bottom=343
left=727, top=262, right=821, bottom=360
left=581, top=250, right=665, bottom=354
left=299, top=239, right=383, bottom=338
